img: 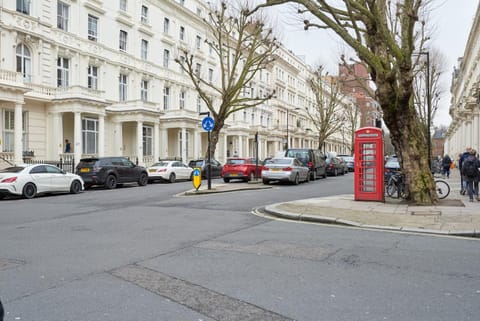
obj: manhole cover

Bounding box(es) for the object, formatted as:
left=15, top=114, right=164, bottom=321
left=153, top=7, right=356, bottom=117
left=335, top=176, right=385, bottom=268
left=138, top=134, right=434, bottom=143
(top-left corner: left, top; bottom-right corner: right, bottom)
left=0, top=258, right=25, bottom=271
left=437, top=199, right=465, bottom=207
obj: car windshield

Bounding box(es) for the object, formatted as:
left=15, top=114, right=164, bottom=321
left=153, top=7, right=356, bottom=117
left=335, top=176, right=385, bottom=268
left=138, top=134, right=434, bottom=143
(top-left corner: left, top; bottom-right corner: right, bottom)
left=152, top=162, right=169, bottom=167
left=267, top=158, right=292, bottom=165
left=227, top=159, right=246, bottom=165
left=0, top=166, right=25, bottom=173
left=78, top=159, right=98, bottom=166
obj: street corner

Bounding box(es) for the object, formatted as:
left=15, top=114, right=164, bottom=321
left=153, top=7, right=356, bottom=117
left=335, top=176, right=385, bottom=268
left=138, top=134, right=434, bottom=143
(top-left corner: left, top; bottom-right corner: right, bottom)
left=181, top=182, right=273, bottom=196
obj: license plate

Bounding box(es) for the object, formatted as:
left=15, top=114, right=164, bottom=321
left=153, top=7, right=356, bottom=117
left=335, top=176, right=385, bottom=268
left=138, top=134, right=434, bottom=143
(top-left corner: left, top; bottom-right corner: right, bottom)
left=149, top=169, right=157, bottom=173
left=230, top=173, right=238, bottom=176
left=271, top=168, right=281, bottom=171
left=80, top=168, right=90, bottom=173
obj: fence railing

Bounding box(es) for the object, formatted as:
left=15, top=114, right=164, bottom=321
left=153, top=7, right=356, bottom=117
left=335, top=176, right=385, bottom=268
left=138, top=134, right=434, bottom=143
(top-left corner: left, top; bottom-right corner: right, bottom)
left=22, top=157, right=76, bottom=173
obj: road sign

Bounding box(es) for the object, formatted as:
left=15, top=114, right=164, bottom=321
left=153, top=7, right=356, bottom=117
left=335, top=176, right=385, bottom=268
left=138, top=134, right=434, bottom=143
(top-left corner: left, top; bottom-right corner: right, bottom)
left=192, top=167, right=201, bottom=190
left=202, top=116, right=215, bottom=131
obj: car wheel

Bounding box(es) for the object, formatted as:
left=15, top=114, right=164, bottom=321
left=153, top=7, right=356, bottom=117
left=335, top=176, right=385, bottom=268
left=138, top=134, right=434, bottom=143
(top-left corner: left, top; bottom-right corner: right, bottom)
left=0, top=194, right=5, bottom=200
left=22, top=183, right=37, bottom=199
left=262, top=178, right=269, bottom=185
left=105, top=175, right=117, bottom=189
left=311, top=171, right=317, bottom=181
left=138, top=173, right=148, bottom=186
left=293, top=174, right=300, bottom=185
left=223, top=177, right=230, bottom=183
left=70, top=180, right=82, bottom=194
left=169, top=173, right=176, bottom=183
left=334, top=168, right=338, bottom=176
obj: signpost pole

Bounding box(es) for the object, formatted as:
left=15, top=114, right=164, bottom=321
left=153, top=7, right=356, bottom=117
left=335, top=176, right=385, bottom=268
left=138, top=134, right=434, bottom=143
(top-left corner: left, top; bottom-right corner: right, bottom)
left=200, top=111, right=213, bottom=190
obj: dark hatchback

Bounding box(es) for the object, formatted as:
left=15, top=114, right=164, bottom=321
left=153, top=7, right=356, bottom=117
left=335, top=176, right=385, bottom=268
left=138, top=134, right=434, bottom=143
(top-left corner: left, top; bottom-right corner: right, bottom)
left=76, top=157, right=148, bottom=189
left=188, top=159, right=223, bottom=178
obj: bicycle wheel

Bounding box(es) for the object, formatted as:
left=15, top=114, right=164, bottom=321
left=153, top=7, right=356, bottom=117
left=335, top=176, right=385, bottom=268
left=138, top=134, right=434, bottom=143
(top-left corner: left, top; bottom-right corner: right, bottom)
left=386, top=181, right=398, bottom=198
left=435, top=179, right=450, bottom=199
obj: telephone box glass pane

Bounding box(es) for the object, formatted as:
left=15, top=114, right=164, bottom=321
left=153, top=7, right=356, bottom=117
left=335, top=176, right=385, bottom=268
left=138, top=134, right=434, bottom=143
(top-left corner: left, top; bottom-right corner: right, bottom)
left=360, top=142, right=377, bottom=192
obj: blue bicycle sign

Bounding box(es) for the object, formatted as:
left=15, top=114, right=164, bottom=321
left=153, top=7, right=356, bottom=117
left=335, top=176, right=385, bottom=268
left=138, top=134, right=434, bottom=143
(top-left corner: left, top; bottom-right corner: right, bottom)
left=202, top=116, right=215, bottom=131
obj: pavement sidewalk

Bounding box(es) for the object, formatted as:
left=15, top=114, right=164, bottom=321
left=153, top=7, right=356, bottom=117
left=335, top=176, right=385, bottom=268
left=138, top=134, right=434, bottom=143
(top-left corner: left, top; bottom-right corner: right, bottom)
left=184, top=171, right=480, bottom=237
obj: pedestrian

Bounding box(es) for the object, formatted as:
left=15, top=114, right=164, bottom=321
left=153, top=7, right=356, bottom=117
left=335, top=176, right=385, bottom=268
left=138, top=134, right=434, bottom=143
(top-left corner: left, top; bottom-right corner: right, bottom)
left=441, top=154, right=452, bottom=178
left=65, top=139, right=71, bottom=153
left=459, top=148, right=472, bottom=195
left=461, top=149, right=480, bottom=202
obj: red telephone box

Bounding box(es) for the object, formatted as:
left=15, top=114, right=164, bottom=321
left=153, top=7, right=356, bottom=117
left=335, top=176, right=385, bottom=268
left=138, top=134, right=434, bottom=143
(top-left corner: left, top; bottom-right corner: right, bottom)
left=354, top=127, right=384, bottom=202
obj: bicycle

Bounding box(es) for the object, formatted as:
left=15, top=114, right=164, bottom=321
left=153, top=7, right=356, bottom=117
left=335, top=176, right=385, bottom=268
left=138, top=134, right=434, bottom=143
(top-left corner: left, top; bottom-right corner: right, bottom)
left=386, top=172, right=450, bottom=199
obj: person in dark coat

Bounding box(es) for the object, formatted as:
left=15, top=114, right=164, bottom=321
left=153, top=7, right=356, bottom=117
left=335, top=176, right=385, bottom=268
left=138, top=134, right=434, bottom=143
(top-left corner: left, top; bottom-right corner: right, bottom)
left=441, top=154, right=452, bottom=178
left=461, top=149, right=480, bottom=202
left=459, top=148, right=472, bottom=195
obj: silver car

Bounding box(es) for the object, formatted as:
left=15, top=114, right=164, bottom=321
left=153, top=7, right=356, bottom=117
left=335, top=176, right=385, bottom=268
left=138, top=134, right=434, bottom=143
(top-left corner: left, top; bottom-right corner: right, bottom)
left=261, top=157, right=310, bottom=185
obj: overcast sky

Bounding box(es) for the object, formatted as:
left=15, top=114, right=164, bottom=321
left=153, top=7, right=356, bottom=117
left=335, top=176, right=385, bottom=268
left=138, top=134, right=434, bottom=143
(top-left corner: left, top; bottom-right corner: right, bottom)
left=275, top=0, right=479, bottom=126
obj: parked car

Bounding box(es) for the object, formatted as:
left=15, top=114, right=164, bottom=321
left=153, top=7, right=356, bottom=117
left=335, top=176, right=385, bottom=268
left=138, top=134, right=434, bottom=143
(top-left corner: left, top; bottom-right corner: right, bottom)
left=325, top=157, right=346, bottom=176
left=222, top=158, right=264, bottom=182
left=285, top=148, right=327, bottom=180
left=147, top=161, right=193, bottom=183
left=338, top=155, right=354, bottom=172
left=188, top=159, right=223, bottom=178
left=261, top=157, right=310, bottom=185
left=0, top=164, right=84, bottom=199
left=76, top=157, right=148, bottom=189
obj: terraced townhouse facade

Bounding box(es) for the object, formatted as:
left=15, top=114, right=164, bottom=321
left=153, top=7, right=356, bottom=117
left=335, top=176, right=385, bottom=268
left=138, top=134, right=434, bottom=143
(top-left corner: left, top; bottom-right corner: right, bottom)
left=0, top=0, right=355, bottom=169
left=445, top=3, right=480, bottom=158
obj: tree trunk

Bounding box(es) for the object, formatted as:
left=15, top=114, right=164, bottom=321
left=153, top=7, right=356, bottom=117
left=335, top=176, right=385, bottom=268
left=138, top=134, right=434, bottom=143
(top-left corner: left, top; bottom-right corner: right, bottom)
left=206, top=117, right=225, bottom=160
left=377, top=82, right=437, bottom=204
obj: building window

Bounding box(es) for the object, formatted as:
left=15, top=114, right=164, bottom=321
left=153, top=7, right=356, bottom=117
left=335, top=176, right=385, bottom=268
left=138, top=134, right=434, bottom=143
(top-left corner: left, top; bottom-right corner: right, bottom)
left=57, top=1, right=69, bottom=31
left=88, top=15, right=98, bottom=41
left=57, top=57, right=69, bottom=87
left=141, top=80, right=148, bottom=101
left=197, top=95, right=201, bottom=113
left=119, top=74, right=128, bottom=102
left=82, top=118, right=98, bottom=154
left=119, top=0, right=127, bottom=11
left=2, top=110, right=28, bottom=153
left=179, top=91, right=185, bottom=109
left=141, top=39, right=148, bottom=60
left=163, top=87, right=170, bottom=110
left=179, top=26, right=185, bottom=41
left=16, top=0, right=31, bottom=15
left=196, top=35, right=201, bottom=49
left=143, top=126, right=153, bottom=156
left=164, top=18, right=170, bottom=34
left=141, top=5, right=148, bottom=24
left=208, top=68, right=213, bottom=83
left=196, top=7, right=202, bottom=16
left=87, top=65, right=98, bottom=90
left=163, top=49, right=170, bottom=68
left=195, top=63, right=201, bottom=77
left=16, top=44, right=31, bottom=82
left=178, top=131, right=189, bottom=159
left=119, top=30, right=127, bottom=51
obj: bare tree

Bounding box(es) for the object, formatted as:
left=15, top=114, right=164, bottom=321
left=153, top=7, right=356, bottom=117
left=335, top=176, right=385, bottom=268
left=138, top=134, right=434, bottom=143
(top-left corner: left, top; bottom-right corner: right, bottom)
left=175, top=1, right=279, bottom=157
left=254, top=0, right=437, bottom=204
left=413, top=49, right=446, bottom=136
left=305, top=66, right=350, bottom=151
left=343, top=99, right=360, bottom=154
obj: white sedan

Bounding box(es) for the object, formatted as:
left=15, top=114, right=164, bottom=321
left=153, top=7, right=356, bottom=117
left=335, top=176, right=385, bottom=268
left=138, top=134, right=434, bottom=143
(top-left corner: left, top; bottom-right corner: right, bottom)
left=0, top=164, right=84, bottom=199
left=147, top=161, right=193, bottom=183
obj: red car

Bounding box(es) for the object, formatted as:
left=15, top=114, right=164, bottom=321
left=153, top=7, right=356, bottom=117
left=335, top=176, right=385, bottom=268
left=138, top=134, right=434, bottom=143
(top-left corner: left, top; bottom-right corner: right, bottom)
left=222, top=158, right=264, bottom=182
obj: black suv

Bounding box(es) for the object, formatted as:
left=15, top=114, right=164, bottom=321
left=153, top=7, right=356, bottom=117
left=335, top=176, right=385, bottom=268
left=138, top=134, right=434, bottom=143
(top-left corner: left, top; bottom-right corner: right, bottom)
left=76, top=157, right=148, bottom=189
left=188, top=159, right=223, bottom=178
left=285, top=148, right=327, bottom=180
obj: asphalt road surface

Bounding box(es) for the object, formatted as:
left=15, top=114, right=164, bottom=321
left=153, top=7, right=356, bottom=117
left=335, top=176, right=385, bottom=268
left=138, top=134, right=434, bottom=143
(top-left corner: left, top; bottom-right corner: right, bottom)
left=1, top=174, right=479, bottom=321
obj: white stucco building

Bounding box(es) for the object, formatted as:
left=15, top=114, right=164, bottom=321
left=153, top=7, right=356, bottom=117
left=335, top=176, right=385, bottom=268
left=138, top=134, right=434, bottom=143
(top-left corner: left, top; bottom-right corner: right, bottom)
left=445, top=3, right=480, bottom=158
left=0, top=0, right=355, bottom=169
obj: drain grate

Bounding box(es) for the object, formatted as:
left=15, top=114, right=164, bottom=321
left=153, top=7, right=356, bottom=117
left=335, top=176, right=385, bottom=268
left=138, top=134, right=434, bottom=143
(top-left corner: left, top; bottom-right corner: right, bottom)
left=0, top=258, right=26, bottom=271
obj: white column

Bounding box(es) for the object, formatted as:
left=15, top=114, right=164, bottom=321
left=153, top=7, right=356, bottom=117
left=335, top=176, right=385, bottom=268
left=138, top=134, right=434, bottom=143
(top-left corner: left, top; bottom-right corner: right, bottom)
left=114, top=122, right=123, bottom=156
left=74, top=112, right=82, bottom=164
left=160, top=127, right=168, bottom=159
left=181, top=127, right=187, bottom=162
left=222, top=133, right=227, bottom=162
left=238, top=135, right=243, bottom=157
left=137, top=121, right=144, bottom=166
left=193, top=129, right=200, bottom=159
left=98, top=115, right=105, bottom=157
left=154, top=122, right=160, bottom=162
left=53, top=112, right=63, bottom=157
left=14, top=103, right=23, bottom=165
left=473, top=113, right=479, bottom=151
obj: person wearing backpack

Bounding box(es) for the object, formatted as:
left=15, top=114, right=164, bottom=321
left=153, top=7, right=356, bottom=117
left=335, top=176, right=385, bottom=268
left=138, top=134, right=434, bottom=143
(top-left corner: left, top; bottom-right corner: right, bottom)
left=461, top=149, right=480, bottom=202
left=441, top=154, right=452, bottom=178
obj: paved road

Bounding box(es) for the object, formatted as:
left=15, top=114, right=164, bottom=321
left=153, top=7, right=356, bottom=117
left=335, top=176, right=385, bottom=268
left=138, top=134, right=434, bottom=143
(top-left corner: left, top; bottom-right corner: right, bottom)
left=1, top=175, right=479, bottom=321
